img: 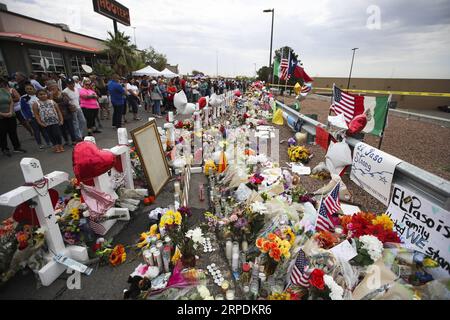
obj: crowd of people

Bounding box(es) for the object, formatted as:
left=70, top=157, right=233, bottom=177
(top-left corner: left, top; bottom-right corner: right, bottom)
left=0, top=72, right=250, bottom=157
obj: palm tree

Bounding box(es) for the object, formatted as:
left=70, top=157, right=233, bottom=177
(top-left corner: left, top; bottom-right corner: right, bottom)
left=103, top=31, right=142, bottom=76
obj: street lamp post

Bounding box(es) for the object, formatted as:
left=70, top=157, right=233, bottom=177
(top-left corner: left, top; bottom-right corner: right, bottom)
left=263, top=8, right=274, bottom=84
left=132, top=27, right=137, bottom=47
left=347, top=47, right=358, bottom=90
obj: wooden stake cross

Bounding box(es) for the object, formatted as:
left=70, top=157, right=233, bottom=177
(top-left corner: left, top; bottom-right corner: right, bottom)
left=0, top=158, right=88, bottom=286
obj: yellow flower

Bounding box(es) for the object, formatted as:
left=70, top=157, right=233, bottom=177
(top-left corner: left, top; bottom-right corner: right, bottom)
left=423, top=258, right=439, bottom=268
left=372, top=214, right=394, bottom=230
left=149, top=224, right=158, bottom=235
left=70, top=208, right=80, bottom=220
left=174, top=211, right=182, bottom=225
left=171, top=246, right=181, bottom=264
left=204, top=160, right=217, bottom=176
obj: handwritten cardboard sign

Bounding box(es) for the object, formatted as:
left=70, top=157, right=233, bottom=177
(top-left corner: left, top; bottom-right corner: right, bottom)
left=386, top=184, right=450, bottom=279
left=350, top=142, right=402, bottom=205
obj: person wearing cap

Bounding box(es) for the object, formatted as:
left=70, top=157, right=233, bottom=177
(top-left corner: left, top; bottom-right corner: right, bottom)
left=72, top=76, right=82, bottom=91
left=107, top=74, right=126, bottom=129
left=57, top=74, right=67, bottom=91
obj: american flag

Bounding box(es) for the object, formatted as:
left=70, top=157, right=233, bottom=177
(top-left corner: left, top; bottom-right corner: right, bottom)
left=301, top=83, right=312, bottom=94
left=89, top=218, right=107, bottom=235
left=331, top=85, right=364, bottom=124
left=280, top=51, right=290, bottom=80
left=289, top=249, right=311, bottom=287
left=316, top=184, right=340, bottom=232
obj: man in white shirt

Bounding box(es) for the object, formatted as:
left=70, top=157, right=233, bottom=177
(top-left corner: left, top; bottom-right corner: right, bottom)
left=63, top=78, right=86, bottom=140
left=126, top=78, right=141, bottom=121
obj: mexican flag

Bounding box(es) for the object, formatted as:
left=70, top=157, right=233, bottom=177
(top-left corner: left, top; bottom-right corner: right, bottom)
left=363, top=96, right=390, bottom=136
left=273, top=57, right=280, bottom=79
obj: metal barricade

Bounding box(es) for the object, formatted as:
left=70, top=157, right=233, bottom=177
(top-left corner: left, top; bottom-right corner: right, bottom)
left=276, top=100, right=450, bottom=210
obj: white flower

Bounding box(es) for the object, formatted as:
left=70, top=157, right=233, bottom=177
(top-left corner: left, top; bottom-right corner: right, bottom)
left=186, top=227, right=206, bottom=245
left=324, top=275, right=344, bottom=300
left=359, top=235, right=383, bottom=262
left=251, top=202, right=267, bottom=215
left=197, top=285, right=212, bottom=300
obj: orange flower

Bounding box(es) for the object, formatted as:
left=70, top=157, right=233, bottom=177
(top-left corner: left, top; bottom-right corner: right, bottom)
left=270, top=242, right=279, bottom=250
left=262, top=241, right=272, bottom=253
left=340, top=215, right=352, bottom=230
left=109, top=244, right=126, bottom=266
left=269, top=247, right=282, bottom=262
left=268, top=233, right=277, bottom=241
left=256, top=238, right=264, bottom=249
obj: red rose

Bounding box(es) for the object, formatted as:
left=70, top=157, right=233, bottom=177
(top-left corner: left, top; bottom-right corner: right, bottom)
left=309, top=269, right=325, bottom=290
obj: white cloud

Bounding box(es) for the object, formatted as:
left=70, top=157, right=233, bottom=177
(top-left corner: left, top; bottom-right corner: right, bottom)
left=4, top=0, right=450, bottom=78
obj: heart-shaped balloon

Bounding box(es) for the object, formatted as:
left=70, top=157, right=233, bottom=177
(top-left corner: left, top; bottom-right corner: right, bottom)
left=73, top=141, right=116, bottom=182
left=347, top=113, right=368, bottom=135
left=13, top=189, right=59, bottom=226
left=198, top=97, right=208, bottom=110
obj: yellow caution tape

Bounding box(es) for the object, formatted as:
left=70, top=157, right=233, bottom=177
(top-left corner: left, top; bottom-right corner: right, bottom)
left=267, top=83, right=450, bottom=97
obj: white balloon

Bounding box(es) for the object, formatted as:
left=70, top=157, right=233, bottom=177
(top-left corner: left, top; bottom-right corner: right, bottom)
left=174, top=90, right=188, bottom=109
left=181, top=103, right=196, bottom=115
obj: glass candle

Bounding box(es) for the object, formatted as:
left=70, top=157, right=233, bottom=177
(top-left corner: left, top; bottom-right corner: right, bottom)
left=225, top=240, right=232, bottom=261
left=226, top=290, right=235, bottom=300
left=174, top=182, right=181, bottom=194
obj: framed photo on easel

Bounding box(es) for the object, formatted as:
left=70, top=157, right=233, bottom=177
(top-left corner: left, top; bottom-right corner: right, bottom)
left=130, top=120, right=171, bottom=197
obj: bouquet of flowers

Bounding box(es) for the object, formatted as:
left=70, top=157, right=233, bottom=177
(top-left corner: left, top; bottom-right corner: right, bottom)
left=308, top=268, right=344, bottom=300
left=288, top=146, right=311, bottom=164
left=351, top=235, right=384, bottom=266
left=256, top=233, right=292, bottom=275
left=340, top=212, right=401, bottom=243
left=0, top=218, right=46, bottom=284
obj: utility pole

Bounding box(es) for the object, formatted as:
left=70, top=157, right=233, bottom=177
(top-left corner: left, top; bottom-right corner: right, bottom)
left=132, top=27, right=137, bottom=47
left=347, top=47, right=358, bottom=90
left=263, top=9, right=274, bottom=83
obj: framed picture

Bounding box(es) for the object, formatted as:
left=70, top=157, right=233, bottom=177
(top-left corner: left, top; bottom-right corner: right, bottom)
left=130, top=120, right=171, bottom=196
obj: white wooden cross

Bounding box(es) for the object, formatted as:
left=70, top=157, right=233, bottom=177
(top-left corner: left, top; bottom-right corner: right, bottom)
left=0, top=158, right=88, bottom=286
left=83, top=129, right=131, bottom=235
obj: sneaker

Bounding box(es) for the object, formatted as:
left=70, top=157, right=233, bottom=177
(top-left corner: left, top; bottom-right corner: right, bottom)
left=13, top=148, right=27, bottom=153
left=93, top=129, right=102, bottom=134
left=39, top=145, right=45, bottom=150
left=134, top=118, right=142, bottom=121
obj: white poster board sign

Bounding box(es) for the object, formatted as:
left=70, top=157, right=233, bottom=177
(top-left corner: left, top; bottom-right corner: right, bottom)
left=350, top=142, right=402, bottom=205
left=386, top=184, right=450, bottom=279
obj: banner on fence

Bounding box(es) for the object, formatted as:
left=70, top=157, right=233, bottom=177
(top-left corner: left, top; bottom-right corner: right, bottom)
left=350, top=142, right=402, bottom=205
left=386, top=184, right=450, bottom=279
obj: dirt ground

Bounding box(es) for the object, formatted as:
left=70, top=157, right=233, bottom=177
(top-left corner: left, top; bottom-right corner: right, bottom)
left=274, top=94, right=450, bottom=213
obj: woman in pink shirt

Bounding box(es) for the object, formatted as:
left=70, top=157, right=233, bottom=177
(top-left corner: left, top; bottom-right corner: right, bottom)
left=79, top=78, right=101, bottom=135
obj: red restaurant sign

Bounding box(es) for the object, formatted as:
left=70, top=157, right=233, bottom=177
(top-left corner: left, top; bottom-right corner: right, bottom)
left=93, top=0, right=130, bottom=26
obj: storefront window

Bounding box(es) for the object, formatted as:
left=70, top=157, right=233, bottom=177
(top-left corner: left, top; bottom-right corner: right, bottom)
left=71, top=55, right=94, bottom=76
left=28, top=48, right=66, bottom=74
left=0, top=50, right=7, bottom=77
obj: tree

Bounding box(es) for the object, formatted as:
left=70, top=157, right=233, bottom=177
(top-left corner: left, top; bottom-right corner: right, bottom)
left=103, top=31, right=142, bottom=76
left=141, top=46, right=167, bottom=71
left=192, top=70, right=204, bottom=76
left=256, top=66, right=271, bottom=82
left=273, top=46, right=302, bottom=86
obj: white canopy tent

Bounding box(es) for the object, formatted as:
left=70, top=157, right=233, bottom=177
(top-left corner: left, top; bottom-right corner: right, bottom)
left=132, top=65, right=162, bottom=77
left=159, top=68, right=179, bottom=78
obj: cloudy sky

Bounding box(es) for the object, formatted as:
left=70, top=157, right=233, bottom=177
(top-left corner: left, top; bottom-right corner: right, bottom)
left=5, top=0, right=450, bottom=78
